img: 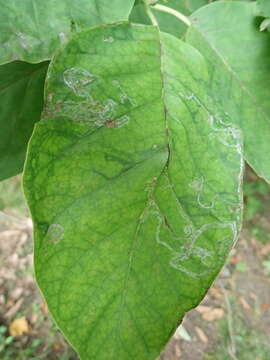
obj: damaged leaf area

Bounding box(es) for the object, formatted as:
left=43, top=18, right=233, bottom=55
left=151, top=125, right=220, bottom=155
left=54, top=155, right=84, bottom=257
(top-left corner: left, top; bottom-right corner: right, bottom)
left=0, top=0, right=135, bottom=64
left=23, top=24, right=243, bottom=360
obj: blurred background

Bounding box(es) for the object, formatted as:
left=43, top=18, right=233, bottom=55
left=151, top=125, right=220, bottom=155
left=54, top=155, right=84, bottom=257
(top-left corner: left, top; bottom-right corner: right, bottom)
left=0, top=167, right=270, bottom=359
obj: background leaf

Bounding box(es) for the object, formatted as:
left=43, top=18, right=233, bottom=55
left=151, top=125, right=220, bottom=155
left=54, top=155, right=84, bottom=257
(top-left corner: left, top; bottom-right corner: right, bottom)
left=24, top=24, right=243, bottom=360
left=257, top=0, right=270, bottom=17
left=0, top=61, right=48, bottom=181
left=186, top=1, right=270, bottom=183
left=0, top=0, right=135, bottom=64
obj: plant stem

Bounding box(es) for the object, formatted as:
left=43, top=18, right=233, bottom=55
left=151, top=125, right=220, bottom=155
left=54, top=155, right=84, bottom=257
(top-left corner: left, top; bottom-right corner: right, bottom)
left=144, top=1, right=158, bottom=26
left=151, top=4, right=191, bottom=27
left=222, top=287, right=238, bottom=360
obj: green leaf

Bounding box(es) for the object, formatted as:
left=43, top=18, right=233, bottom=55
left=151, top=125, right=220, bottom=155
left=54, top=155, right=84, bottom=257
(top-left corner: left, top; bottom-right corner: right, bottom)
left=0, top=61, right=48, bottom=181
left=129, top=1, right=152, bottom=27
left=23, top=23, right=243, bottom=360
left=0, top=0, right=135, bottom=64
left=257, top=0, right=270, bottom=17
left=186, top=1, right=270, bottom=183
left=130, top=0, right=208, bottom=37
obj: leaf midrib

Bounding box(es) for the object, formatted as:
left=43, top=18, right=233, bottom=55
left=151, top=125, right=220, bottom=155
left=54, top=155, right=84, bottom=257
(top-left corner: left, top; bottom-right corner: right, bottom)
left=113, top=29, right=171, bottom=359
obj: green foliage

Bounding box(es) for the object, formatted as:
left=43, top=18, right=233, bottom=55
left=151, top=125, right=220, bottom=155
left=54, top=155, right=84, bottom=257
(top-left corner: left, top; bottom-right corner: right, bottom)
left=0, top=0, right=135, bottom=180
left=186, top=1, right=270, bottom=183
left=243, top=172, right=270, bottom=243
left=0, top=0, right=270, bottom=359
left=257, top=0, right=270, bottom=31
left=257, top=0, right=270, bottom=17
left=0, top=326, right=13, bottom=354
left=244, top=180, right=269, bottom=220
left=0, top=61, right=48, bottom=181
left=0, top=0, right=135, bottom=64
left=130, top=0, right=208, bottom=37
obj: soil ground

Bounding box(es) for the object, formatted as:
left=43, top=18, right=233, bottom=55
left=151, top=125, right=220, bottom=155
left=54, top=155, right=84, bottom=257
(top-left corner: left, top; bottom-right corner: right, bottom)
left=0, top=170, right=270, bottom=360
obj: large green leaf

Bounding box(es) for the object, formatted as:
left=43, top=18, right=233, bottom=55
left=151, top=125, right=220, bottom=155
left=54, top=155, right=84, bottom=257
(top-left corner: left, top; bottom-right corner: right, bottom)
left=23, top=23, right=243, bottom=360
left=0, top=0, right=135, bottom=64
left=0, top=61, right=48, bottom=181
left=186, top=1, right=270, bottom=183
left=130, top=0, right=208, bottom=37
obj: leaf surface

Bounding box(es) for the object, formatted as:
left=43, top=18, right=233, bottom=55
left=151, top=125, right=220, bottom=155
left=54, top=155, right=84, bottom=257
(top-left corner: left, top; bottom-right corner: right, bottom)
left=186, top=1, right=270, bottom=182
left=257, top=0, right=270, bottom=17
left=0, top=61, right=48, bottom=181
left=23, top=23, right=243, bottom=360
left=0, top=0, right=135, bottom=64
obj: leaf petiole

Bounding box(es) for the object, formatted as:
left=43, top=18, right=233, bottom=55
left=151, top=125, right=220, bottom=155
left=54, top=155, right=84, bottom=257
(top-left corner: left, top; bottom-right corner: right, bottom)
left=151, top=4, right=191, bottom=27
left=144, top=0, right=158, bottom=26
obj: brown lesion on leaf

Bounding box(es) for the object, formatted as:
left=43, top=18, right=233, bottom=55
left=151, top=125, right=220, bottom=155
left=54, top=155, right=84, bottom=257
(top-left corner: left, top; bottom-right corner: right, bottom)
left=182, top=242, right=191, bottom=250
left=105, top=120, right=117, bottom=128
left=150, top=177, right=158, bottom=185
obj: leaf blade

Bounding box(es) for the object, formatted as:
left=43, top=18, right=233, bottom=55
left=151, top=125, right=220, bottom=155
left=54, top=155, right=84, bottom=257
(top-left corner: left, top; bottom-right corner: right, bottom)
left=0, top=0, right=135, bottom=64
left=0, top=61, right=48, bottom=181
left=257, top=0, right=270, bottom=17
left=23, top=23, right=243, bottom=360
